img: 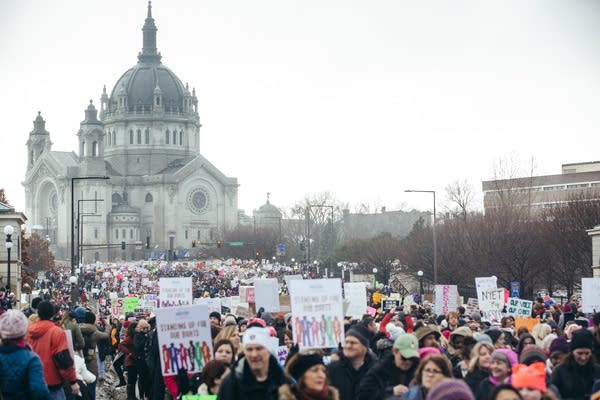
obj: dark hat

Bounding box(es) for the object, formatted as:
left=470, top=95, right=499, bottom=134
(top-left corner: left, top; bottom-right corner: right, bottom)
left=519, top=344, right=547, bottom=365
left=570, top=329, right=594, bottom=352
left=426, top=378, right=475, bottom=400
left=209, top=311, right=221, bottom=321
left=37, top=301, right=56, bottom=321
left=31, top=297, right=42, bottom=310
left=414, top=326, right=441, bottom=343
left=289, top=353, right=324, bottom=380
left=346, top=325, right=370, bottom=348
left=485, top=329, right=503, bottom=344
left=549, top=337, right=569, bottom=355
left=593, top=312, right=600, bottom=327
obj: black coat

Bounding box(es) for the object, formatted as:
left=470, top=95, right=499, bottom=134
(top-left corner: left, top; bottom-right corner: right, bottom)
left=356, top=354, right=416, bottom=400
left=327, top=351, right=377, bottom=400
left=551, top=360, right=600, bottom=400
left=218, top=355, right=290, bottom=400
left=463, top=367, right=488, bottom=397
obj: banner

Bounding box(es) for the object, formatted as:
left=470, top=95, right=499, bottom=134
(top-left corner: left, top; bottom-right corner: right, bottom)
left=434, top=285, right=458, bottom=315
left=506, top=297, right=533, bottom=317
left=289, top=279, right=345, bottom=349
left=154, top=305, right=213, bottom=377
left=254, top=279, right=280, bottom=312
left=193, top=298, right=222, bottom=314
left=159, top=277, right=193, bottom=307
left=479, top=288, right=505, bottom=312
left=343, top=282, right=367, bottom=318
left=582, top=278, right=600, bottom=313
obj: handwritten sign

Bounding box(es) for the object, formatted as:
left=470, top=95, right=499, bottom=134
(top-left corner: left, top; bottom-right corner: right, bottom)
left=255, top=279, right=280, bottom=312
left=479, top=288, right=504, bottom=312
left=506, top=297, right=533, bottom=317
left=343, top=282, right=367, bottom=318
left=159, top=277, right=193, bottom=307
left=434, top=285, right=458, bottom=315
left=582, top=278, right=600, bottom=313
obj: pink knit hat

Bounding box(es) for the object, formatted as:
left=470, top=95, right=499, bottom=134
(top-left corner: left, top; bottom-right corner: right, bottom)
left=0, top=309, right=28, bottom=339
left=419, top=347, right=441, bottom=359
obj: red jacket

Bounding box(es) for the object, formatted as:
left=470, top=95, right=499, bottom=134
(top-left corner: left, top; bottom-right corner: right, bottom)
left=27, top=320, right=77, bottom=387
left=118, top=336, right=136, bottom=367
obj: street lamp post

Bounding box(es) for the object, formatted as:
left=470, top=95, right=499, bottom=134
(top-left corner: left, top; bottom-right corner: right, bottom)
left=372, top=267, right=378, bottom=288
left=417, top=270, right=424, bottom=304
left=405, top=189, right=437, bottom=285
left=4, top=225, right=14, bottom=295
left=71, top=176, right=109, bottom=276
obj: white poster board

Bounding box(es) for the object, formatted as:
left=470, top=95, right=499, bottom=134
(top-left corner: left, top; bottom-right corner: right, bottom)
left=284, top=274, right=303, bottom=287
left=193, top=297, right=222, bottom=314
left=159, top=277, right=193, bottom=307
left=434, top=285, right=458, bottom=315
left=582, top=278, right=600, bottom=313
left=479, top=288, right=505, bottom=312
left=154, top=305, right=213, bottom=376
left=506, top=297, right=533, bottom=317
left=343, top=282, right=367, bottom=318
left=254, top=279, right=280, bottom=312
left=289, top=279, right=345, bottom=349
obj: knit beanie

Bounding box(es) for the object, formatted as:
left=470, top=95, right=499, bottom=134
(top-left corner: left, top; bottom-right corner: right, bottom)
left=0, top=309, right=28, bottom=339
left=549, top=337, right=569, bottom=355
left=289, top=353, right=325, bottom=380
left=419, top=347, right=441, bottom=359
left=570, top=329, right=594, bottom=352
left=491, top=348, right=518, bottom=368
left=346, top=326, right=370, bottom=348
left=519, top=344, right=547, bottom=365
left=511, top=362, right=547, bottom=392
left=426, top=378, right=475, bottom=400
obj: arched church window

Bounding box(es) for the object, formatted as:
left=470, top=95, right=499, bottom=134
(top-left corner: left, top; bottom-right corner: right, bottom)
left=145, top=129, right=150, bottom=144
left=173, top=131, right=177, bottom=145
left=107, top=132, right=111, bottom=146
left=82, top=141, right=86, bottom=157
left=165, top=130, right=170, bottom=144
left=129, top=130, right=134, bottom=144
left=30, top=150, right=34, bottom=165
left=92, top=141, right=98, bottom=157
left=156, top=97, right=160, bottom=106
left=112, top=131, right=116, bottom=145
left=145, top=193, right=153, bottom=203
left=115, top=229, right=119, bottom=239
left=137, top=129, right=142, bottom=144
left=112, top=192, right=122, bottom=205
left=180, top=131, right=183, bottom=146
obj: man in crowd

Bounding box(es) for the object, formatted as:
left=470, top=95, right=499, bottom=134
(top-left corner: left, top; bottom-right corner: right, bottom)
left=328, top=325, right=378, bottom=400
left=27, top=300, right=80, bottom=400
left=218, top=326, right=287, bottom=400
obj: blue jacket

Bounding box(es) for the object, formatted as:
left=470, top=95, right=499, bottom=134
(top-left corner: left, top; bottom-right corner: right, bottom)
left=0, top=342, right=50, bottom=400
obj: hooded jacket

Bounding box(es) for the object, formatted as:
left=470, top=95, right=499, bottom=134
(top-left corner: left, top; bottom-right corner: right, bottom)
left=0, top=342, right=50, bottom=400
left=26, top=319, right=77, bottom=387
left=79, top=322, right=109, bottom=377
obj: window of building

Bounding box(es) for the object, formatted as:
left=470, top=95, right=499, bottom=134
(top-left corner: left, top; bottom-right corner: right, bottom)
left=130, top=229, right=133, bottom=239
left=115, top=229, right=119, bottom=239
left=185, top=230, right=188, bottom=239
left=112, top=193, right=122, bottom=204
left=122, top=229, right=126, bottom=239
left=145, top=128, right=150, bottom=144
left=180, top=131, right=183, bottom=145
left=108, top=132, right=111, bottom=146
left=166, top=130, right=170, bottom=144
left=173, top=131, right=177, bottom=145
left=130, top=130, right=134, bottom=144
left=145, top=193, right=153, bottom=203
left=94, top=228, right=98, bottom=239
left=137, top=129, right=142, bottom=144
left=92, top=141, right=98, bottom=157
left=112, top=131, right=116, bottom=145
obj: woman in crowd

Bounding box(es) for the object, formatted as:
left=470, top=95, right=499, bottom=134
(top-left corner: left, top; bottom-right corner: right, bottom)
left=488, top=384, right=523, bottom=400
left=197, top=360, right=230, bottom=398
left=476, top=348, right=517, bottom=400
left=279, top=352, right=339, bottom=400
left=118, top=321, right=138, bottom=400
left=0, top=309, right=50, bottom=400
left=283, top=330, right=294, bottom=350
left=512, top=362, right=558, bottom=400
left=531, top=324, right=551, bottom=347
left=487, top=330, right=507, bottom=349
left=551, top=329, right=600, bottom=399
left=214, top=325, right=242, bottom=356
left=213, top=339, right=236, bottom=366
left=134, top=319, right=151, bottom=400
left=464, top=341, right=494, bottom=394
left=401, top=354, right=452, bottom=400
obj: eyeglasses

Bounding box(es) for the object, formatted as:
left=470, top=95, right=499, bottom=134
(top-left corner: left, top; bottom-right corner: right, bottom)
left=423, top=368, right=442, bottom=375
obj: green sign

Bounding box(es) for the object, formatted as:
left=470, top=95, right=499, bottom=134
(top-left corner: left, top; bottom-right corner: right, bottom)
left=229, top=241, right=244, bottom=247
left=123, top=297, right=140, bottom=313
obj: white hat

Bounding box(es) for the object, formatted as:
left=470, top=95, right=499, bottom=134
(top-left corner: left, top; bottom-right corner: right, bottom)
left=0, top=309, right=28, bottom=339
left=243, top=327, right=277, bottom=354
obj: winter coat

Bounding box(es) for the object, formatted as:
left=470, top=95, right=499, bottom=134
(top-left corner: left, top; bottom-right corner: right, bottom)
left=327, top=351, right=377, bottom=400
left=62, top=316, right=84, bottom=351
left=278, top=383, right=340, bottom=400
left=400, top=384, right=424, bottom=400
left=26, top=319, right=77, bottom=387
left=118, top=336, right=136, bottom=367
left=79, top=322, right=109, bottom=377
left=74, top=353, right=96, bottom=384
left=356, top=353, right=417, bottom=400
left=0, top=342, right=50, bottom=400
left=551, top=359, right=600, bottom=399
left=217, top=354, right=290, bottom=400
left=463, top=367, right=488, bottom=396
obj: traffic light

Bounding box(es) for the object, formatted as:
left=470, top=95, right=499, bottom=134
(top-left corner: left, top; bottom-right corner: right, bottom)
left=217, top=240, right=223, bottom=248
left=300, top=240, right=306, bottom=251
left=121, top=241, right=126, bottom=250
left=192, top=240, right=197, bottom=248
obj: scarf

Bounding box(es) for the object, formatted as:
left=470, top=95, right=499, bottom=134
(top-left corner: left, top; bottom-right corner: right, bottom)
left=296, top=384, right=330, bottom=400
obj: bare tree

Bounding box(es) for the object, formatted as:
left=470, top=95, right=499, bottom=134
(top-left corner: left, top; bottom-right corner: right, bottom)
left=444, top=179, right=475, bottom=220
left=0, top=189, right=10, bottom=205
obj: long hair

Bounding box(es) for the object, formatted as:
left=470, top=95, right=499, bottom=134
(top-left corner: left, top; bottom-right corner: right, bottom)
left=468, top=342, right=494, bottom=372
left=411, top=354, right=452, bottom=386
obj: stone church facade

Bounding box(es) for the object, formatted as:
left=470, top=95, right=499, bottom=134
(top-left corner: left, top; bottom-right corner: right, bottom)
left=23, top=3, right=238, bottom=262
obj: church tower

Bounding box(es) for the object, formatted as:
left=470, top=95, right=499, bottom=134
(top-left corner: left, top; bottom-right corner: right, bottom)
left=77, top=100, right=106, bottom=176
left=26, top=112, right=52, bottom=170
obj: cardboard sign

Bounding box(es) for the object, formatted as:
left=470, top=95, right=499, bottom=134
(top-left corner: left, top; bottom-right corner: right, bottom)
left=154, top=305, right=213, bottom=377
left=506, top=297, right=533, bottom=317
left=479, top=288, right=504, bottom=312
left=434, top=285, right=458, bottom=315
left=514, top=317, right=540, bottom=334
left=289, top=279, right=345, bottom=349
left=582, top=278, right=600, bottom=313
left=159, top=277, right=193, bottom=307
left=383, top=299, right=400, bottom=311
left=254, top=279, right=280, bottom=312
left=343, top=282, right=367, bottom=318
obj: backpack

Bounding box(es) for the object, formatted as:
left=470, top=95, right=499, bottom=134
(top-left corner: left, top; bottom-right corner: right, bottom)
left=82, top=330, right=95, bottom=362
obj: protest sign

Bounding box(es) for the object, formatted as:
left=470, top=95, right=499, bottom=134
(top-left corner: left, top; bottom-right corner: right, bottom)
left=434, top=285, right=458, bottom=315
left=343, top=282, right=367, bottom=318
left=284, top=274, right=303, bottom=287
left=154, top=304, right=213, bottom=377
left=289, top=279, right=345, bottom=349
left=221, top=296, right=241, bottom=312
left=239, top=286, right=256, bottom=303
left=276, top=345, right=289, bottom=367
left=475, top=277, right=497, bottom=298
left=582, top=278, right=600, bottom=313
left=193, top=298, right=222, bottom=314
left=280, top=295, right=291, bottom=312
left=159, top=277, right=193, bottom=307
left=383, top=299, right=400, bottom=311
left=506, top=297, right=533, bottom=317
left=235, top=303, right=250, bottom=318
left=254, top=279, right=280, bottom=312
left=479, top=288, right=504, bottom=312
left=515, top=317, right=540, bottom=334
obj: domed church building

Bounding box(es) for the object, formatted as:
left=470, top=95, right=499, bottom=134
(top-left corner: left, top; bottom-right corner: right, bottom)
left=23, top=2, right=239, bottom=262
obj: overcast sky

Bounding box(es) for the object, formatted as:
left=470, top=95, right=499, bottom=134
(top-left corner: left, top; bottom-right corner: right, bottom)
left=2, top=0, right=600, bottom=216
